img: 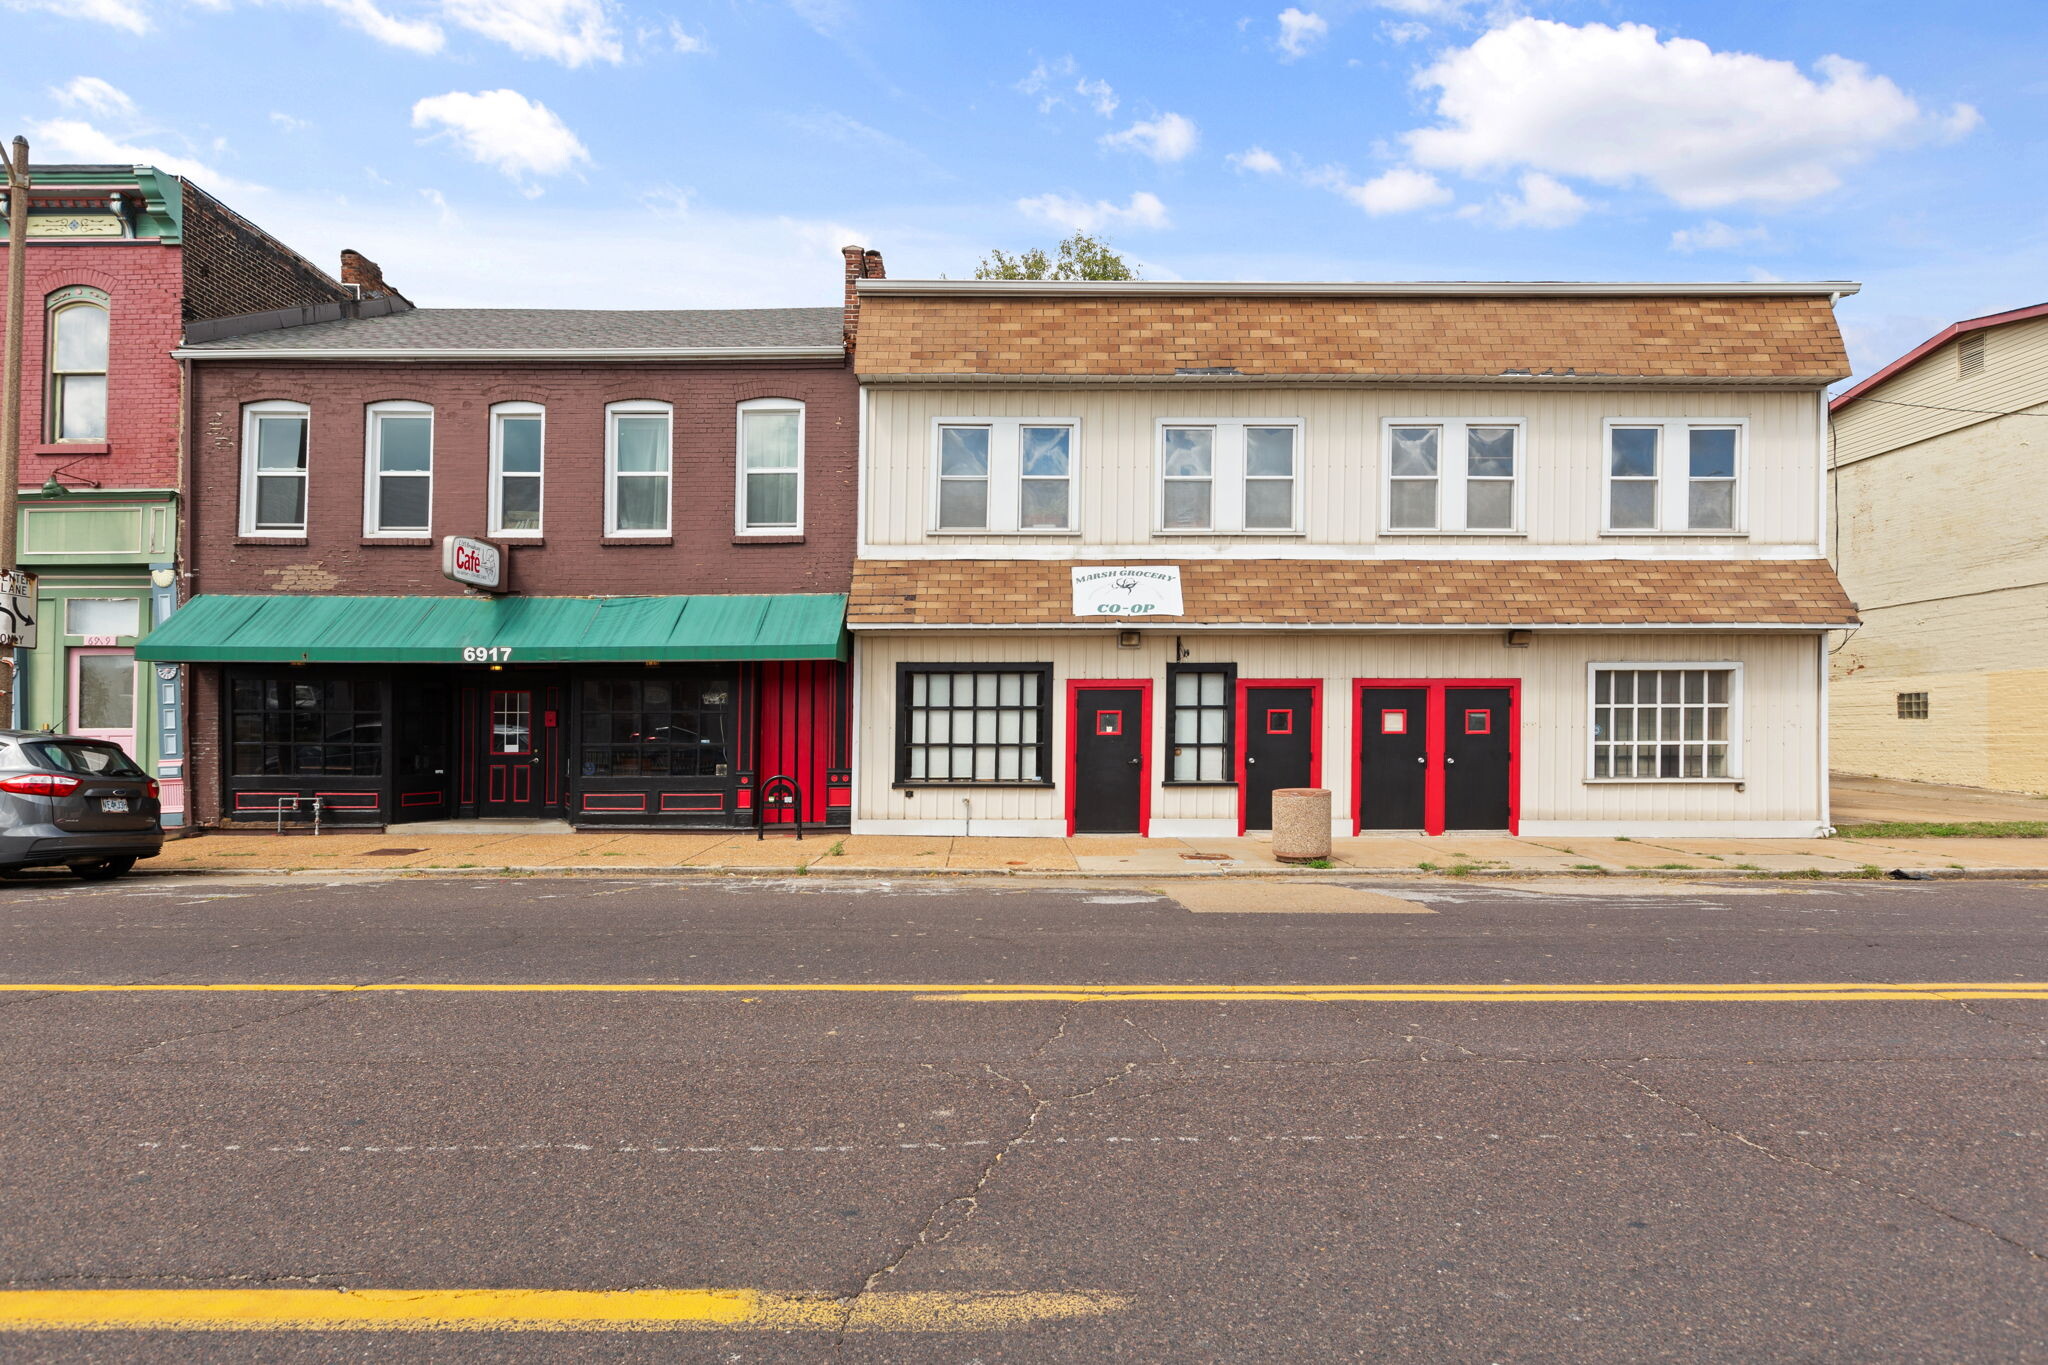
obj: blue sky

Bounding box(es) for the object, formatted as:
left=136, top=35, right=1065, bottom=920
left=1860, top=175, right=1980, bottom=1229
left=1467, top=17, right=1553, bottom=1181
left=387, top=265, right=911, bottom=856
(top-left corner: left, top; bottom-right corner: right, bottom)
left=6, top=0, right=2043, bottom=380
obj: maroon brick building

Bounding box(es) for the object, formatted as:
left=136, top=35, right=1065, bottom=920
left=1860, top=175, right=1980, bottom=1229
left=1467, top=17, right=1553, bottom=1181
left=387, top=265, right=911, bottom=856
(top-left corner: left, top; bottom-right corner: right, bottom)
left=143, top=246, right=886, bottom=831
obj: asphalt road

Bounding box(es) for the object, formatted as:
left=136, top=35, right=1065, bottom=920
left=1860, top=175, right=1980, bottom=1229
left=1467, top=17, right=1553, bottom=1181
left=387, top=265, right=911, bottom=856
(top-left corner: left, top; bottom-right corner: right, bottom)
left=0, top=872, right=2043, bottom=1361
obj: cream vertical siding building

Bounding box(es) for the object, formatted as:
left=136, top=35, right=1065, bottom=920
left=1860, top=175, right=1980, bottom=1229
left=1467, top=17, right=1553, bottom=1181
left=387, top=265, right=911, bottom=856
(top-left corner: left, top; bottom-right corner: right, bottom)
left=1830, top=302, right=2048, bottom=794
left=847, top=280, right=1861, bottom=838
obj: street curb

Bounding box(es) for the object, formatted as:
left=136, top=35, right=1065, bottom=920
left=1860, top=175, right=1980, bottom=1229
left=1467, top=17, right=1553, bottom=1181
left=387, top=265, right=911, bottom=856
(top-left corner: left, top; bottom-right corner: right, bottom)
left=111, top=862, right=2048, bottom=882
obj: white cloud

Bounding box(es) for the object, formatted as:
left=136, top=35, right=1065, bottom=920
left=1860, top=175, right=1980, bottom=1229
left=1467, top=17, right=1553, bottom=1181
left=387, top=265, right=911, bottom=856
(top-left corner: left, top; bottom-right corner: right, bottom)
left=24, top=117, right=242, bottom=189
left=439, top=0, right=621, bottom=65
left=1380, top=20, right=1429, bottom=43
left=319, top=0, right=444, bottom=52
left=411, top=89, right=590, bottom=190
left=270, top=111, right=311, bottom=132
left=3, top=0, right=150, bottom=32
left=1019, top=56, right=1118, bottom=118
left=1461, top=171, right=1588, bottom=228
left=667, top=19, right=706, bottom=52
left=1275, top=7, right=1327, bottom=59
left=1373, top=0, right=1477, bottom=15
left=1404, top=19, right=1981, bottom=209
left=1101, top=112, right=1198, bottom=163
left=1016, top=190, right=1169, bottom=232
left=1229, top=146, right=1285, bottom=175
left=1334, top=166, right=1452, bottom=215
left=785, top=0, right=849, bottom=36
left=1670, top=220, right=1772, bottom=253
left=50, top=76, right=136, bottom=118
left=1076, top=77, right=1118, bottom=117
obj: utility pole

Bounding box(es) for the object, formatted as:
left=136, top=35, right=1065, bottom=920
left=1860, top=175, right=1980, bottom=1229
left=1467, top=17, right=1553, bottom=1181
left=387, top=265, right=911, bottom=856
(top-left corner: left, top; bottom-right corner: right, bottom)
left=0, top=136, right=29, bottom=726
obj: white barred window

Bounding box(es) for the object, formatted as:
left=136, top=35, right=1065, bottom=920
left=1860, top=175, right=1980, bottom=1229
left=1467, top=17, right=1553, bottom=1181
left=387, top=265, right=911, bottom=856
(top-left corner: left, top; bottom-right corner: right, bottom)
left=1590, top=666, right=1738, bottom=780
left=897, top=666, right=1050, bottom=784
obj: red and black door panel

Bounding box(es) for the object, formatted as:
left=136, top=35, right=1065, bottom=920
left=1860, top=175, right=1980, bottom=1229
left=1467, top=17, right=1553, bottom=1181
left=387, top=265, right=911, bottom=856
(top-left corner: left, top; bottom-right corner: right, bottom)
left=1072, top=687, right=1144, bottom=834
left=1359, top=687, right=1430, bottom=830
left=1444, top=687, right=1513, bottom=831
left=1243, top=686, right=1314, bottom=831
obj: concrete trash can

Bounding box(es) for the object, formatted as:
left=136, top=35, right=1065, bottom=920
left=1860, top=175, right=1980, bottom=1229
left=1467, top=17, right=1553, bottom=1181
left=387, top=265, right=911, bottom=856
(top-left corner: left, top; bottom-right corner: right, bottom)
left=1271, top=788, right=1332, bottom=863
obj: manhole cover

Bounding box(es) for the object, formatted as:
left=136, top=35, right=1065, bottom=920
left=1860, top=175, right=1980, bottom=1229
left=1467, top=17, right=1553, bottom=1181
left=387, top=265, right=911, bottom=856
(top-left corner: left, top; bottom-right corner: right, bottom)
left=366, top=848, right=424, bottom=857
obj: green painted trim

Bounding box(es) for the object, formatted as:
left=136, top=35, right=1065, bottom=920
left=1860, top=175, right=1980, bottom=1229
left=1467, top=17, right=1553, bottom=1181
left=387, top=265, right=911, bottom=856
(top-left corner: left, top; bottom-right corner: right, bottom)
left=18, top=495, right=178, bottom=564
left=0, top=166, right=182, bottom=243
left=15, top=579, right=161, bottom=774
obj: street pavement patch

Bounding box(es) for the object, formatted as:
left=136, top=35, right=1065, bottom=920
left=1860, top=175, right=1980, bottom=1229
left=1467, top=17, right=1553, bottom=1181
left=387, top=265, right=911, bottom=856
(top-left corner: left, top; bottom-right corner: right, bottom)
left=1151, top=881, right=1436, bottom=914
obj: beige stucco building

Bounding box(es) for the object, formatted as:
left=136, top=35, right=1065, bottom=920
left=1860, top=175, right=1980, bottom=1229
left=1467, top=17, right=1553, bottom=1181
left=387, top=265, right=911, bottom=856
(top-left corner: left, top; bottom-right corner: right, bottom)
left=1830, top=303, right=2048, bottom=794
left=847, top=280, right=1861, bottom=838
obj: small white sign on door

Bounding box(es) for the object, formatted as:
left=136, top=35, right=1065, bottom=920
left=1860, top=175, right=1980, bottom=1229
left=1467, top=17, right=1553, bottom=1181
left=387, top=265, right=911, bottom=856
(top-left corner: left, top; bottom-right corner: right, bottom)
left=1071, top=565, right=1184, bottom=618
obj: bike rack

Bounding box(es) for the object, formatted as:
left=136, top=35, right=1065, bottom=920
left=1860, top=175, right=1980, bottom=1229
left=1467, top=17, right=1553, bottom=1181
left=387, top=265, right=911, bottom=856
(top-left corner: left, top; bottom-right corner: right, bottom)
left=274, top=794, right=325, bottom=837
left=755, top=775, right=804, bottom=840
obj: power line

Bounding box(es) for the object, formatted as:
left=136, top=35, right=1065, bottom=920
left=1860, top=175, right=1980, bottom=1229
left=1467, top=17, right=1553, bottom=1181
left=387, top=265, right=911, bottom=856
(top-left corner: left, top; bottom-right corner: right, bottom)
left=1852, top=396, right=2048, bottom=418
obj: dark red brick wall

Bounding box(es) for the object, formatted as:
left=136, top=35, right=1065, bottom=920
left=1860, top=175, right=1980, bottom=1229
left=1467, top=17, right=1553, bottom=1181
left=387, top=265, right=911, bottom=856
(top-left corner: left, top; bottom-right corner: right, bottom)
left=187, top=359, right=858, bottom=596
left=178, top=181, right=354, bottom=323
left=4, top=242, right=184, bottom=490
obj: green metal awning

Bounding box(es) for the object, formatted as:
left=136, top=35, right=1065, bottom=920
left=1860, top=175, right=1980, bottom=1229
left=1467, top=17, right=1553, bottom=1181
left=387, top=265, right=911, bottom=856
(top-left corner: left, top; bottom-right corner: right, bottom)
left=135, top=594, right=849, bottom=664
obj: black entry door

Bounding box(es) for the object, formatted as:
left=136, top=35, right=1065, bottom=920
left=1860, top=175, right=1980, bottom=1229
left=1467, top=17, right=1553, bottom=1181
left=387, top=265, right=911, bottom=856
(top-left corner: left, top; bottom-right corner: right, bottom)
left=480, top=685, right=544, bottom=815
left=1073, top=687, right=1144, bottom=833
left=1243, top=686, right=1314, bottom=830
left=1359, top=687, right=1429, bottom=829
left=1444, top=687, right=1512, bottom=830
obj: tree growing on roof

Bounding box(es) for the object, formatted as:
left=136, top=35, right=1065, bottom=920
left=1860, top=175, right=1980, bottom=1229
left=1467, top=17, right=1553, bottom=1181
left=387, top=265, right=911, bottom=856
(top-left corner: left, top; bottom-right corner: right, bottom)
left=974, top=232, right=1139, bottom=281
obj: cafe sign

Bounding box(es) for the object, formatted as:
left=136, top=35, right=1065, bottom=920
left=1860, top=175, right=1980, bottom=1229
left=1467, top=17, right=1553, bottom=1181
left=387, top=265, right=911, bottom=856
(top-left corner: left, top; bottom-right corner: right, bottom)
left=1071, top=565, right=1183, bottom=618
left=441, top=535, right=506, bottom=593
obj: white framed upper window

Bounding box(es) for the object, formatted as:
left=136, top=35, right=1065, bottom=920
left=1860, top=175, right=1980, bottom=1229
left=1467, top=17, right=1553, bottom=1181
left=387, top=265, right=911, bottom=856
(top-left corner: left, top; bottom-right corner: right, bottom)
left=930, top=417, right=1077, bottom=533
left=606, top=400, right=672, bottom=536
left=1155, top=419, right=1301, bottom=534
left=488, top=402, right=544, bottom=537
left=239, top=400, right=310, bottom=536
left=47, top=286, right=109, bottom=442
left=363, top=400, right=433, bottom=536
left=1603, top=419, right=1745, bottom=534
left=737, top=398, right=804, bottom=534
left=1588, top=663, right=1742, bottom=782
left=1382, top=418, right=1524, bottom=533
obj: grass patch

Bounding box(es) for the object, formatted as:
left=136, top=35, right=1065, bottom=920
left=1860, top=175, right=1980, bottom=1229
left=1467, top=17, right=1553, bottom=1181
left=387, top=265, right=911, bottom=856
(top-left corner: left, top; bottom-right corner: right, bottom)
left=825, top=839, right=846, bottom=858
left=1570, top=864, right=1610, bottom=874
left=1296, top=857, right=1334, bottom=869
left=1734, top=863, right=1762, bottom=871
left=1614, top=835, right=1633, bottom=842
left=1769, top=868, right=1830, bottom=880
left=1840, top=820, right=2048, bottom=839
left=1854, top=864, right=1886, bottom=879
left=1652, top=863, right=1698, bottom=870
left=1417, top=861, right=1438, bottom=872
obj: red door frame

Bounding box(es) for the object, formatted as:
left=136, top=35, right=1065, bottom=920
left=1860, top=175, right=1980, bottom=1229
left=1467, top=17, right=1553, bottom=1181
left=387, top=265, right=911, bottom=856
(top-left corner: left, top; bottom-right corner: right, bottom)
left=1352, top=679, right=1520, bottom=836
left=1235, top=678, right=1323, bottom=835
left=1066, top=679, right=1153, bottom=836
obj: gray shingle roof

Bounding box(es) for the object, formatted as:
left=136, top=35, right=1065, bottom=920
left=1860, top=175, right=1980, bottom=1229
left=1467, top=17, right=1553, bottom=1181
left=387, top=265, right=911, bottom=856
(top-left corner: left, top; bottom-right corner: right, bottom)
left=183, top=306, right=845, bottom=354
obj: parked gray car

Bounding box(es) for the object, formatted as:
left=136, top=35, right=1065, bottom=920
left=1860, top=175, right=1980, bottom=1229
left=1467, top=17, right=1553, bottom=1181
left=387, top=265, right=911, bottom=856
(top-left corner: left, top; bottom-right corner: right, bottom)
left=0, top=731, right=163, bottom=880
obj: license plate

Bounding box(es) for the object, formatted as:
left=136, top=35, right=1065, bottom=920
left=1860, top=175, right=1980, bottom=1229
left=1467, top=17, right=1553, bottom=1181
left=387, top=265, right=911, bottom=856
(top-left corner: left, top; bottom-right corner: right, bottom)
left=100, top=797, right=128, bottom=813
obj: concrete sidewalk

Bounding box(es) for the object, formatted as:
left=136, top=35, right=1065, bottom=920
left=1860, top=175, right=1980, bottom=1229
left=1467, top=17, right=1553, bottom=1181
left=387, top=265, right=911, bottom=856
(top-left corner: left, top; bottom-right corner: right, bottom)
left=138, top=827, right=2048, bottom=878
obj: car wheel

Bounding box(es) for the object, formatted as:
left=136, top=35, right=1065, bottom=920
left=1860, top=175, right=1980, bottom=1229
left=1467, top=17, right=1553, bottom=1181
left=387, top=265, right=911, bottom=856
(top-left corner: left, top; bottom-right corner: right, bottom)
left=69, top=857, right=137, bottom=882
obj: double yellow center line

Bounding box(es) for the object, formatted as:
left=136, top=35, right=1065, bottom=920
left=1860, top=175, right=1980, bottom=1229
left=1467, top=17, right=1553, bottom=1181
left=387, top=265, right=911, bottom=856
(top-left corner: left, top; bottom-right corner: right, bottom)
left=2, top=982, right=2042, bottom=1003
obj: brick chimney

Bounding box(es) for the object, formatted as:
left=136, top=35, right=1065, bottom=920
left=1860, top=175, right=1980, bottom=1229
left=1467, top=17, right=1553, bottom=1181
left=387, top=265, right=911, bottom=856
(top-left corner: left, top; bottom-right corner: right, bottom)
left=841, top=244, right=885, bottom=352
left=339, top=249, right=393, bottom=299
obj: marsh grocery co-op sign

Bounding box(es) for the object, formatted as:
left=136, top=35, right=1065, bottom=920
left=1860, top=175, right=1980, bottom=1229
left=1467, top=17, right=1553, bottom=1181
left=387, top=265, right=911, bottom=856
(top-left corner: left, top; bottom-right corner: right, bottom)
left=1070, top=566, right=1184, bottom=618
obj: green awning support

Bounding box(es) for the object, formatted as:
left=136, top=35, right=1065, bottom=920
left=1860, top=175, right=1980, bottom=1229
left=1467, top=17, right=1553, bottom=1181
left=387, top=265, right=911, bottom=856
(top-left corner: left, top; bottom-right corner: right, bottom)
left=135, top=594, right=849, bottom=664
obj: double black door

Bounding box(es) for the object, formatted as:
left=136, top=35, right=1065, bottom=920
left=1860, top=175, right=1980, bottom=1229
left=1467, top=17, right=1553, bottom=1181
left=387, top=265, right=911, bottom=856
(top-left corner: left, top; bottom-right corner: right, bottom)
left=1072, top=687, right=1144, bottom=833
left=1243, top=686, right=1314, bottom=830
left=1358, top=684, right=1514, bottom=833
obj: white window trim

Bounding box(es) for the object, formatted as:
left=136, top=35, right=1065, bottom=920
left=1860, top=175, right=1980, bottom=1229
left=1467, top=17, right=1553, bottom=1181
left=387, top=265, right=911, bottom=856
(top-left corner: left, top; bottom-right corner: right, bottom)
left=1601, top=418, right=1748, bottom=537
left=238, top=399, right=310, bottom=537
left=1152, top=417, right=1305, bottom=536
left=1379, top=417, right=1527, bottom=535
left=47, top=290, right=110, bottom=444
left=927, top=416, right=1080, bottom=534
left=487, top=401, right=545, bottom=539
left=1585, top=661, right=1745, bottom=784
left=605, top=399, right=673, bottom=537
left=735, top=397, right=806, bottom=536
left=362, top=399, right=434, bottom=538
